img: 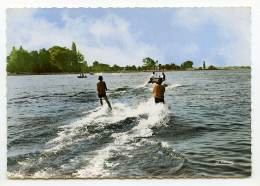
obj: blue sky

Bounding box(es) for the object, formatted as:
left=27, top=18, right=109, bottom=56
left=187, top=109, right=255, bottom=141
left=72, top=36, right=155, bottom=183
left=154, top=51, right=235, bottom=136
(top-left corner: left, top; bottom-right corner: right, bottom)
left=6, top=8, right=250, bottom=67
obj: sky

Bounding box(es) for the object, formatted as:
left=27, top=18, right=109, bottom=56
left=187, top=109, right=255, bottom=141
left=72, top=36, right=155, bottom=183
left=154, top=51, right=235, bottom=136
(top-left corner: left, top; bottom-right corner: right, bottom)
left=6, top=8, right=251, bottom=67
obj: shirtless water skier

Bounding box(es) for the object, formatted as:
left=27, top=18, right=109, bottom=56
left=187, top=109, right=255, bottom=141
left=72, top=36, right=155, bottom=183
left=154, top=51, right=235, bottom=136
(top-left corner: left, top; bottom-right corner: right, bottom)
left=97, top=76, right=112, bottom=109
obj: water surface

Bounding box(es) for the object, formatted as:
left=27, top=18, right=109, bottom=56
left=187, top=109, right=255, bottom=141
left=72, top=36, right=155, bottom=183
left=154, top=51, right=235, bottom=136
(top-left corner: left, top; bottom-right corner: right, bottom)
left=7, top=70, right=251, bottom=178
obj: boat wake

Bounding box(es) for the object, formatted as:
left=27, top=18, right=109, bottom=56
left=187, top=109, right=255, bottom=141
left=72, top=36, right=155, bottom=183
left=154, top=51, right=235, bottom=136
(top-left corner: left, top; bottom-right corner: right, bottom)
left=165, top=83, right=182, bottom=90
left=7, top=98, right=186, bottom=178
left=46, top=98, right=170, bottom=152
left=136, top=80, right=182, bottom=91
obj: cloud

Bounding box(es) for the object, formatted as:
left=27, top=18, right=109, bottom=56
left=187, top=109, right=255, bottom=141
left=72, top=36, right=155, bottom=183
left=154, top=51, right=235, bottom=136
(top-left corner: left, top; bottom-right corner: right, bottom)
left=209, top=8, right=251, bottom=66
left=7, top=9, right=68, bottom=51
left=173, top=8, right=207, bottom=30
left=7, top=8, right=250, bottom=67
left=7, top=9, right=163, bottom=67
left=172, top=8, right=250, bottom=66
left=183, top=42, right=200, bottom=55
left=88, top=13, right=130, bottom=37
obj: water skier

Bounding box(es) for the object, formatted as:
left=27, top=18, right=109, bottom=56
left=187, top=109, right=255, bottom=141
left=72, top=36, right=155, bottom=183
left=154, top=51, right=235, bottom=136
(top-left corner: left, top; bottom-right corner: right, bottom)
left=97, top=76, right=112, bottom=109
left=153, top=78, right=165, bottom=104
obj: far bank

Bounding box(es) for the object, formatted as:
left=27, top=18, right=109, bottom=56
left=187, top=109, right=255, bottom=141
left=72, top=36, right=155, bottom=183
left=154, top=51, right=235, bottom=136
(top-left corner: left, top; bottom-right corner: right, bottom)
left=6, top=67, right=251, bottom=76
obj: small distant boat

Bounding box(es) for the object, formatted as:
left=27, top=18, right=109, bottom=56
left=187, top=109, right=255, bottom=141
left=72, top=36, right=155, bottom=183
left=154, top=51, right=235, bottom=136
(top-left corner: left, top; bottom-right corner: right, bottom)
left=89, top=72, right=94, bottom=75
left=77, top=74, right=87, bottom=78
left=147, top=60, right=166, bottom=84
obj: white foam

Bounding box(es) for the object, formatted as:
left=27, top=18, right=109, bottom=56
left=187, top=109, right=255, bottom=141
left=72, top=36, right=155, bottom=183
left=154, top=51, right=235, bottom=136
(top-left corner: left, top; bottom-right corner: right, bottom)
left=45, top=106, right=112, bottom=152
left=33, top=168, right=52, bottom=178
left=46, top=101, right=148, bottom=152
left=73, top=98, right=171, bottom=178
left=111, top=72, right=122, bottom=76
left=17, top=161, right=30, bottom=167
left=165, top=83, right=182, bottom=90
left=136, top=82, right=149, bottom=89
left=161, top=141, right=170, bottom=148
left=106, top=90, right=126, bottom=95
left=42, top=98, right=171, bottom=178
left=72, top=145, right=116, bottom=178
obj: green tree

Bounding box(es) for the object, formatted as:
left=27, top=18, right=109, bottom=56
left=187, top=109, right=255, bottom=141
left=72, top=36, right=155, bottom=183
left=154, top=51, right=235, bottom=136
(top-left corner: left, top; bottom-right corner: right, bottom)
left=142, top=57, right=156, bottom=69
left=18, top=46, right=31, bottom=72
left=169, top=63, right=180, bottom=70
left=181, top=61, right=193, bottom=69
left=82, top=61, right=88, bottom=72
left=77, top=51, right=84, bottom=63
left=49, top=46, right=69, bottom=72
left=137, top=66, right=143, bottom=71
left=99, top=63, right=110, bottom=72
left=92, top=61, right=100, bottom=72
left=125, top=65, right=131, bottom=70
left=72, top=41, right=77, bottom=53
left=70, top=42, right=86, bottom=72
left=70, top=42, right=77, bottom=71
left=131, top=65, right=137, bottom=70
left=112, top=64, right=121, bottom=71
left=162, top=64, right=171, bottom=70
left=29, top=50, right=39, bottom=72
left=7, top=42, right=87, bottom=73
left=208, top=65, right=217, bottom=70
left=7, top=47, right=18, bottom=73
left=38, top=48, right=51, bottom=72
left=76, top=51, right=85, bottom=72
left=7, top=46, right=32, bottom=73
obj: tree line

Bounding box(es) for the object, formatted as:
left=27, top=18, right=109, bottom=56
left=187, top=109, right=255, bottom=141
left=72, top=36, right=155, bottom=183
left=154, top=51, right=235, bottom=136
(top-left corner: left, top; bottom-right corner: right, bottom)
left=7, top=42, right=86, bottom=73
left=7, top=42, right=195, bottom=74
left=142, top=57, right=193, bottom=70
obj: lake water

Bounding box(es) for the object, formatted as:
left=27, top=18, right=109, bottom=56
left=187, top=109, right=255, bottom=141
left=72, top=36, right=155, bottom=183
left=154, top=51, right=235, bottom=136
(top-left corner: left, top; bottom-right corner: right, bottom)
left=7, top=70, right=251, bottom=178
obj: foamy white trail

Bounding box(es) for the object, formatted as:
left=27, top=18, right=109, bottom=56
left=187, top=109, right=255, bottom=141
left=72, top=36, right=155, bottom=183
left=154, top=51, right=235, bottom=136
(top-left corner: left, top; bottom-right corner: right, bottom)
left=45, top=102, right=135, bottom=152
left=73, top=98, right=170, bottom=178
left=136, top=82, right=150, bottom=89
left=136, top=79, right=182, bottom=91
left=165, top=83, right=182, bottom=90
left=111, top=72, right=122, bottom=76
left=39, top=98, right=172, bottom=178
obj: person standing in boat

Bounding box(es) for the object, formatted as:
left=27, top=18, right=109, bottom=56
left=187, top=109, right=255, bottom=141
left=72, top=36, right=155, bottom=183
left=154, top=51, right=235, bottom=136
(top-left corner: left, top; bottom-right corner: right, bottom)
left=149, top=72, right=155, bottom=83
left=153, top=78, right=165, bottom=104
left=97, top=76, right=112, bottom=109
left=162, top=72, right=166, bottom=80
left=150, top=71, right=155, bottom=79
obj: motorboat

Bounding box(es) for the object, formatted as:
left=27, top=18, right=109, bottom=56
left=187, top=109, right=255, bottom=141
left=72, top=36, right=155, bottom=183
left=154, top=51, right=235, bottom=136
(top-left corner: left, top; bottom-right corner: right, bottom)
left=77, top=74, right=87, bottom=78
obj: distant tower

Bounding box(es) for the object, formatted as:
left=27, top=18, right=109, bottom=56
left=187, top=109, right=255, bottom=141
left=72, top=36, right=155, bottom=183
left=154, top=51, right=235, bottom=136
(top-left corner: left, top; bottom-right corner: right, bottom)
left=203, top=61, right=206, bottom=70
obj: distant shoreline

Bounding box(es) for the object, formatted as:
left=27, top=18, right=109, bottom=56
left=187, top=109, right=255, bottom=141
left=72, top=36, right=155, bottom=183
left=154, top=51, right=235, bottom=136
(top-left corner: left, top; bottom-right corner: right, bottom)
left=6, top=67, right=250, bottom=76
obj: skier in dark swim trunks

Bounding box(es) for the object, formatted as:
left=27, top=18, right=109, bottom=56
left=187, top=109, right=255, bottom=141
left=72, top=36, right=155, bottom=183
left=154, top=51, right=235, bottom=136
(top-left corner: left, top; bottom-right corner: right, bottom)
left=153, top=78, right=165, bottom=104
left=97, top=76, right=112, bottom=109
